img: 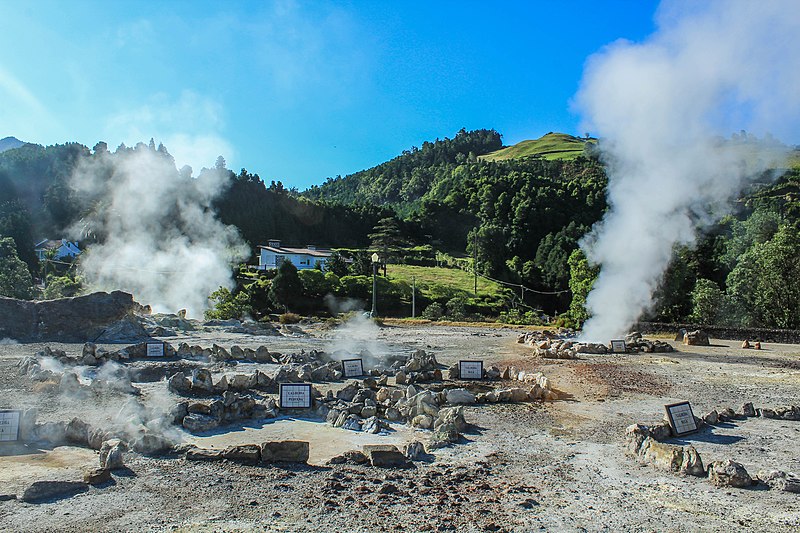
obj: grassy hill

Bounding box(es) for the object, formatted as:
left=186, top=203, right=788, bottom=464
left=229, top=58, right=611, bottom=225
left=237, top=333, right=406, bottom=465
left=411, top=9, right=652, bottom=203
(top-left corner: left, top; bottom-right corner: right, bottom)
left=385, top=264, right=507, bottom=313
left=479, top=133, right=596, bottom=162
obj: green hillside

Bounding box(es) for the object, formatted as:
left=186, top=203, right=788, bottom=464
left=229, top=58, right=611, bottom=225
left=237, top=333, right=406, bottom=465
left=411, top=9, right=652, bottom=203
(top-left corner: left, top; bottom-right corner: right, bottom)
left=479, top=133, right=596, bottom=162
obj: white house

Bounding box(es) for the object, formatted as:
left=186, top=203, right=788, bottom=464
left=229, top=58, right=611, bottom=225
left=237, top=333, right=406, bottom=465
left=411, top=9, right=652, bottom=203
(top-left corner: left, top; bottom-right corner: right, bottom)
left=34, top=239, right=81, bottom=261
left=257, top=239, right=332, bottom=271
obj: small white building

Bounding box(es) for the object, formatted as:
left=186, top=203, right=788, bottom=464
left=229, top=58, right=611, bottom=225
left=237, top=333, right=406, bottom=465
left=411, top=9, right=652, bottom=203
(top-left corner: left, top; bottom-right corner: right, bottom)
left=34, top=239, right=81, bottom=261
left=257, top=239, right=332, bottom=271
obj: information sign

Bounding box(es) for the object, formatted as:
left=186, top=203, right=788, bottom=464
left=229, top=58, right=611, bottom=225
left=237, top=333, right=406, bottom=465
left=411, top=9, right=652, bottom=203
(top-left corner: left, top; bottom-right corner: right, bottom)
left=342, top=358, right=365, bottom=378
left=610, top=340, right=627, bottom=353
left=665, top=401, right=699, bottom=436
left=146, top=343, right=165, bottom=357
left=0, top=410, right=21, bottom=442
left=279, top=383, right=312, bottom=409
left=459, top=360, right=484, bottom=380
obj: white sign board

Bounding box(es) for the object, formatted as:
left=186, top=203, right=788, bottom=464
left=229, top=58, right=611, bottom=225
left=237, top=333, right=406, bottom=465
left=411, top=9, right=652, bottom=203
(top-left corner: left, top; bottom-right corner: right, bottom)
left=146, top=343, right=165, bottom=357
left=342, top=359, right=365, bottom=378
left=665, top=401, right=698, bottom=436
left=610, top=340, right=627, bottom=353
left=0, top=410, right=21, bottom=442
left=459, top=360, right=484, bottom=380
left=279, top=384, right=312, bottom=409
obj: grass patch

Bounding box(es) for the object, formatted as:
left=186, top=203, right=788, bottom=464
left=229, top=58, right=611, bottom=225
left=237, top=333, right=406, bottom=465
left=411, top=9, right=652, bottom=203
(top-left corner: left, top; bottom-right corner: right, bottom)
left=386, top=264, right=505, bottom=300
left=479, top=133, right=596, bottom=162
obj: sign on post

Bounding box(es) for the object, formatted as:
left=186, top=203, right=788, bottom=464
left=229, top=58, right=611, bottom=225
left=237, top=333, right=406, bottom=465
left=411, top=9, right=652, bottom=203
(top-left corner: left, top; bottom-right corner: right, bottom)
left=0, top=410, right=21, bottom=442
left=665, top=401, right=698, bottom=436
left=610, top=340, right=627, bottom=353
left=146, top=343, right=165, bottom=357
left=279, top=383, right=312, bottom=409
left=458, top=360, right=484, bottom=380
left=342, top=358, right=365, bottom=379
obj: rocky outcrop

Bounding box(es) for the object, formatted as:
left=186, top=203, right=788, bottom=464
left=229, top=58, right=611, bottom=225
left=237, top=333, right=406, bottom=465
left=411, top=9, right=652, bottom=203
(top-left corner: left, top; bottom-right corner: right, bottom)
left=0, top=291, right=145, bottom=342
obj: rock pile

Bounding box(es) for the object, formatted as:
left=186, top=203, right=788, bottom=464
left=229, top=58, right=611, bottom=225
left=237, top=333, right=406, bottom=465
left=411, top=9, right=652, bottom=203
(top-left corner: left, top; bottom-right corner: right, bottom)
left=177, top=392, right=283, bottom=432
left=626, top=401, right=800, bottom=491
left=518, top=330, right=673, bottom=358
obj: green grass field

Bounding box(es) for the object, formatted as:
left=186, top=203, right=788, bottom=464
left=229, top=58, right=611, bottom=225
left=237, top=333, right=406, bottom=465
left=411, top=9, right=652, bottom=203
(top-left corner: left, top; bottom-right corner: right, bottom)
left=479, top=132, right=596, bottom=162
left=385, top=264, right=506, bottom=301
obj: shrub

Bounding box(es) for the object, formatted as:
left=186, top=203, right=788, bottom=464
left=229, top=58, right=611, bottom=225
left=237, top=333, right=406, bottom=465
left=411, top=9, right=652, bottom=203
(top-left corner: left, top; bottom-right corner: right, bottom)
left=279, top=312, right=301, bottom=324
left=421, top=302, right=444, bottom=321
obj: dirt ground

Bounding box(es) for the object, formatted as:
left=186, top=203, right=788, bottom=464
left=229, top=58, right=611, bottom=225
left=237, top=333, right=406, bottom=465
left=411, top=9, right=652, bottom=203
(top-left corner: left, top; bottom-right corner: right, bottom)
left=1, top=322, right=799, bottom=532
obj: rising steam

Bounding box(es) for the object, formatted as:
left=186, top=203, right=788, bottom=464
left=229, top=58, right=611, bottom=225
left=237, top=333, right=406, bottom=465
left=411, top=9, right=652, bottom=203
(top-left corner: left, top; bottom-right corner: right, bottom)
left=575, top=0, right=800, bottom=340
left=70, top=146, right=248, bottom=317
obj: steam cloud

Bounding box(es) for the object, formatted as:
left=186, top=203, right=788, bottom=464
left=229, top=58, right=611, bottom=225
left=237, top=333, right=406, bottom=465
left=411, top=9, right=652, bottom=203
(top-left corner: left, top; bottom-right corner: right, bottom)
left=575, top=0, right=800, bottom=340
left=70, top=147, right=248, bottom=317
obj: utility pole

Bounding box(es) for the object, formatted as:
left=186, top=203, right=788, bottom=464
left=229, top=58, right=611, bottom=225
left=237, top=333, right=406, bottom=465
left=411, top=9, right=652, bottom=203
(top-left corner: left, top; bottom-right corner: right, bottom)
left=473, top=231, right=478, bottom=295
left=412, top=276, right=416, bottom=318
left=371, top=253, right=379, bottom=317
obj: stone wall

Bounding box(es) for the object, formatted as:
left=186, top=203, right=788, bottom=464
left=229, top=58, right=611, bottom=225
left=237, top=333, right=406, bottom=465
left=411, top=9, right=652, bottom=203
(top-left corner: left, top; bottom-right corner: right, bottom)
left=633, top=321, right=800, bottom=344
left=0, top=291, right=141, bottom=342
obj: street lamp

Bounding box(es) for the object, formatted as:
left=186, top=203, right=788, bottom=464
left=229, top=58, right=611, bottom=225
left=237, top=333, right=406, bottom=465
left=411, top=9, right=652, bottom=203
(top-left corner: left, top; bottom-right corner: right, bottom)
left=371, top=252, right=379, bottom=317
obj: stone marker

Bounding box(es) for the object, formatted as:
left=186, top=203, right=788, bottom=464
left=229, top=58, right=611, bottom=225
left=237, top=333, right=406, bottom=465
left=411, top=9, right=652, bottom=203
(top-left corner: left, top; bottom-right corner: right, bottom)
left=260, top=440, right=309, bottom=463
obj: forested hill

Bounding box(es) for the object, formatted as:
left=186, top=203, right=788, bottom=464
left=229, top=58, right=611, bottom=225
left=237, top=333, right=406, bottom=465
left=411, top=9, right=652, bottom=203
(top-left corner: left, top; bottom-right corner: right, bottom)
left=302, top=128, right=503, bottom=210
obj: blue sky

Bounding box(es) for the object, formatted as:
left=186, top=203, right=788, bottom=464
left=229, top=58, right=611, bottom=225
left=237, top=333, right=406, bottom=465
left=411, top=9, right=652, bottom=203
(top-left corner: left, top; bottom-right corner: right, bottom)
left=0, top=0, right=659, bottom=189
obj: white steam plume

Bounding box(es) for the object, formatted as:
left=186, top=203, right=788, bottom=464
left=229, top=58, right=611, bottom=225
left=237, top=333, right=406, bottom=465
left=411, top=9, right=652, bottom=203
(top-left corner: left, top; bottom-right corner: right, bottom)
left=574, top=0, right=800, bottom=340
left=70, top=147, right=248, bottom=317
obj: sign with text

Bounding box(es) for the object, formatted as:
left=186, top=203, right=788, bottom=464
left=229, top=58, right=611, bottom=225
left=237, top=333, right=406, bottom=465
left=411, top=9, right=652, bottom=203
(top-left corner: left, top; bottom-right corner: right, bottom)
left=665, top=401, right=698, bottom=436
left=146, top=343, right=165, bottom=357
left=342, top=358, right=365, bottom=378
left=279, top=383, right=312, bottom=409
left=0, top=410, right=21, bottom=442
left=610, top=340, right=627, bottom=353
left=459, top=360, right=484, bottom=380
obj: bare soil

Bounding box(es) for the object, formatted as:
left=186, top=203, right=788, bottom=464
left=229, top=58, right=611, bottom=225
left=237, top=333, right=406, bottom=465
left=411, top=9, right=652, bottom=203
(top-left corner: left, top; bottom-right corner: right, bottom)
left=1, top=323, right=800, bottom=532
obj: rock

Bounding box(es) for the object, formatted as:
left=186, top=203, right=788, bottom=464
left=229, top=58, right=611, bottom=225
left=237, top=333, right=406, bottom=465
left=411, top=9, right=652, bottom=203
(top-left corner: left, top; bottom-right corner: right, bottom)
left=411, top=414, right=434, bottom=429
left=754, top=341, right=762, bottom=350
left=34, top=421, right=67, bottom=445
left=702, top=410, right=719, bottom=425
left=21, top=480, right=89, bottom=503
left=186, top=448, right=223, bottom=461
left=182, top=413, right=219, bottom=432
left=758, top=470, right=800, bottom=493
left=683, top=330, right=710, bottom=346
left=336, top=381, right=360, bottom=402
left=360, top=405, right=377, bottom=418
left=99, top=439, right=126, bottom=470
left=191, top=368, right=214, bottom=393
left=395, top=370, right=407, bottom=385
left=625, top=424, right=651, bottom=456
left=327, top=450, right=369, bottom=465
left=65, top=417, right=91, bottom=446
left=707, top=459, right=752, bottom=487
left=403, top=441, right=426, bottom=461
left=363, top=444, right=409, bottom=468
left=674, top=328, right=687, bottom=342
left=83, top=468, right=111, bottom=485
left=132, top=434, right=173, bottom=455
left=740, top=402, right=756, bottom=418
left=342, top=414, right=363, bottom=431
left=428, top=425, right=460, bottom=450
left=361, top=416, right=384, bottom=434
left=445, top=388, right=476, bottom=404
left=741, top=339, right=751, bottom=349
left=649, top=422, right=673, bottom=441
left=222, top=444, right=261, bottom=464
left=637, top=438, right=705, bottom=476
left=260, top=441, right=309, bottom=463
left=59, top=372, right=83, bottom=395
left=718, top=407, right=737, bottom=421
left=168, top=372, right=191, bottom=394
left=485, top=366, right=501, bottom=380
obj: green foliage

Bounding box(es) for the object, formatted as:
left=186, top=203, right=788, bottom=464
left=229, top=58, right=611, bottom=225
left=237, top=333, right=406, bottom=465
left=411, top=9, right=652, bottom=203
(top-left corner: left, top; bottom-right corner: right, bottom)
left=298, top=268, right=334, bottom=298
left=205, top=287, right=252, bottom=320
left=566, top=249, right=598, bottom=326
left=269, top=261, right=303, bottom=312
left=445, top=295, right=467, bottom=321
left=42, top=274, right=82, bottom=299
left=497, top=308, right=544, bottom=325
left=725, top=224, right=800, bottom=329
left=689, top=278, right=724, bottom=324
left=0, top=237, right=34, bottom=299
left=534, top=221, right=588, bottom=289
left=325, top=251, right=349, bottom=277
left=421, top=302, right=444, bottom=321
left=0, top=199, right=38, bottom=272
